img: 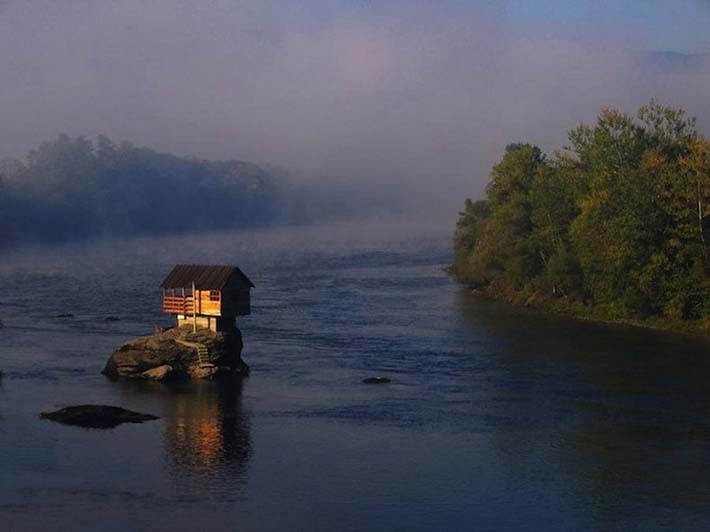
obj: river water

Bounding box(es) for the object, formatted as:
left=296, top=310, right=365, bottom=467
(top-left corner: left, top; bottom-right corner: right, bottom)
left=0, top=220, right=708, bottom=531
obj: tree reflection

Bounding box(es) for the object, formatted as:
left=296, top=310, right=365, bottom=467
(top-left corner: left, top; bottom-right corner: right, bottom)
left=453, top=289, right=710, bottom=526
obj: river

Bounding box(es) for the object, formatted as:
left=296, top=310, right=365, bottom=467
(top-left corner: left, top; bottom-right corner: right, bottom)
left=0, top=219, right=708, bottom=531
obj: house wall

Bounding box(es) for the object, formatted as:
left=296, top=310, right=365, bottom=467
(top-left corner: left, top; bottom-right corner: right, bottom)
left=195, top=290, right=221, bottom=317
left=221, top=288, right=251, bottom=316
left=220, top=279, right=251, bottom=316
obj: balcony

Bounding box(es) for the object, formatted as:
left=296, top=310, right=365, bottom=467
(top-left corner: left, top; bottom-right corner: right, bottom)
left=163, top=296, right=195, bottom=315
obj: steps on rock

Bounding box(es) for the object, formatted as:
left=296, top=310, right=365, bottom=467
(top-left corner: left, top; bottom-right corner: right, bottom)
left=175, top=339, right=214, bottom=368
left=196, top=345, right=213, bottom=367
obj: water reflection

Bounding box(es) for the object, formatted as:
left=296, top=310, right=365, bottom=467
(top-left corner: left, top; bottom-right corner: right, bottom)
left=165, top=379, right=250, bottom=475
left=118, top=378, right=251, bottom=494
left=454, top=289, right=710, bottom=527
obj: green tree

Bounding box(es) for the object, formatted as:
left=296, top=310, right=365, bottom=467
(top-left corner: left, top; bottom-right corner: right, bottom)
left=453, top=143, right=546, bottom=288
left=453, top=101, right=709, bottom=328
left=528, top=161, right=581, bottom=295
left=452, top=198, right=490, bottom=284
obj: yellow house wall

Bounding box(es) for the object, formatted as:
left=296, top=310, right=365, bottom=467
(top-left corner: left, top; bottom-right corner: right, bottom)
left=195, top=290, right=222, bottom=316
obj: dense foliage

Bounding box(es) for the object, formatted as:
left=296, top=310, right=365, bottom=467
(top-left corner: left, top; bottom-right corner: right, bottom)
left=453, top=102, right=709, bottom=324
left=0, top=134, right=281, bottom=246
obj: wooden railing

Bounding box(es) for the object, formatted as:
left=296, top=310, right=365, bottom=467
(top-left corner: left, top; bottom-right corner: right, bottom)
left=163, top=296, right=195, bottom=314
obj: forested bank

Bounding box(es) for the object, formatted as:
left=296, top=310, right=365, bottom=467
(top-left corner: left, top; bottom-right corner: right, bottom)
left=0, top=135, right=283, bottom=247
left=453, top=102, right=709, bottom=332
left=0, top=135, right=390, bottom=249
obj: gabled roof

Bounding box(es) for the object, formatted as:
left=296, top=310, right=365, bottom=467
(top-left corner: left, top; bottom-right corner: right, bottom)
left=160, top=264, right=254, bottom=290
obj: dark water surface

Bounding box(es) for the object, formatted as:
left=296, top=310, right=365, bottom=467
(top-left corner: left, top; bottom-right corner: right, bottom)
left=1, top=220, right=708, bottom=531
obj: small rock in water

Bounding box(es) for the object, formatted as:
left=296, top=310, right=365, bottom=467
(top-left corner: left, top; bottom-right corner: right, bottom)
left=40, top=405, right=159, bottom=429
left=363, top=376, right=391, bottom=384
left=55, top=313, right=74, bottom=318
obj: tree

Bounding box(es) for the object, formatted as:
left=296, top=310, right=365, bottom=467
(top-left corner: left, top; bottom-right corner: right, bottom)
left=453, top=101, right=709, bottom=325
left=567, top=108, right=665, bottom=315
left=528, top=161, right=581, bottom=295
left=453, top=143, right=546, bottom=288
left=453, top=198, right=490, bottom=284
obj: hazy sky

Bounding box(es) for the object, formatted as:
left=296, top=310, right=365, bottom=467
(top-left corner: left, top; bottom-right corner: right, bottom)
left=2, top=0, right=710, bottom=214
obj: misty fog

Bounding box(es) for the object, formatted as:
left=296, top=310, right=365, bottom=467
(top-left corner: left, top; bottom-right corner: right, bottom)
left=2, top=0, right=710, bottom=217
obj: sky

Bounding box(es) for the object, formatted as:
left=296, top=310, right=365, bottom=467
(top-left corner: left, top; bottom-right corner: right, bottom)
left=504, top=0, right=710, bottom=52
left=2, top=0, right=710, bottom=215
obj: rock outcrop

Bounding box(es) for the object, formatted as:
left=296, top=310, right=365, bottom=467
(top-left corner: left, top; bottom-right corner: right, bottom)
left=40, top=405, right=159, bottom=428
left=102, top=326, right=249, bottom=380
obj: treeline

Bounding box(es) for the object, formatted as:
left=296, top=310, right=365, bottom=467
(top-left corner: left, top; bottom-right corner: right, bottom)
left=453, top=102, right=709, bottom=325
left=0, top=134, right=281, bottom=246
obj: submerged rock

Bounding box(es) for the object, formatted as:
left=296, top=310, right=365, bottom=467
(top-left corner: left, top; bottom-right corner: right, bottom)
left=363, top=376, right=391, bottom=384
left=40, top=405, right=159, bottom=429
left=103, top=326, right=249, bottom=381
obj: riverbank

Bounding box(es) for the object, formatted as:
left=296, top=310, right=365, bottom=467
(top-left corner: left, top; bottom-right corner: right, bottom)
left=452, top=104, right=709, bottom=337
left=466, top=283, right=709, bottom=337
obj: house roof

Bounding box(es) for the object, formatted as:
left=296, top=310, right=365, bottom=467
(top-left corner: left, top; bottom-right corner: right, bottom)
left=160, top=264, right=254, bottom=290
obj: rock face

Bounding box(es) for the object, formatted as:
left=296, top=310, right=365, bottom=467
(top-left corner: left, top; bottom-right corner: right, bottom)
left=102, top=326, right=249, bottom=380
left=40, top=405, right=159, bottom=429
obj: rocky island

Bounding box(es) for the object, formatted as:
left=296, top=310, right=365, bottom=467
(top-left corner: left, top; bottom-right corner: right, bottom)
left=103, top=326, right=249, bottom=380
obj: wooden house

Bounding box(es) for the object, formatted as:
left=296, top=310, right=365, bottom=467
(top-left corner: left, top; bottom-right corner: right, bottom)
left=161, top=264, right=254, bottom=332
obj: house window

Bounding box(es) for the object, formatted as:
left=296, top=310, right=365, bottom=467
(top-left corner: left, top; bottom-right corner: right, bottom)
left=209, top=291, right=220, bottom=302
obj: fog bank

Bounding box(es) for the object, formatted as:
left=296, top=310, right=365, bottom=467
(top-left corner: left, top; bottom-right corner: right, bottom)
left=2, top=1, right=710, bottom=217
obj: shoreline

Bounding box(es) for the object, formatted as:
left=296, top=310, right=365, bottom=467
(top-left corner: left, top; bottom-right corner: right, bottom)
left=465, top=284, right=709, bottom=338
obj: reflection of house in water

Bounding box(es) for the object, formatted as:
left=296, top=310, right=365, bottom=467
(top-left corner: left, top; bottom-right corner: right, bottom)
left=115, top=375, right=251, bottom=497
left=164, top=379, right=251, bottom=480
